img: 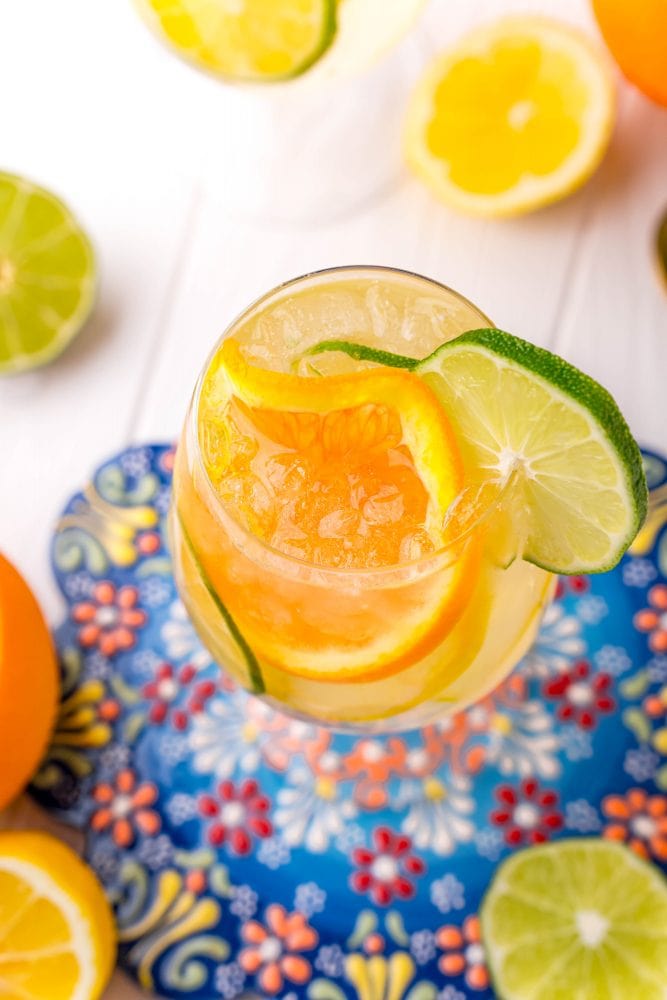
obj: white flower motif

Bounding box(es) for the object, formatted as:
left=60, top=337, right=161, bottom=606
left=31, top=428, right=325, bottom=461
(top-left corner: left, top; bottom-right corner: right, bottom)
left=230, top=884, right=258, bottom=921
left=594, top=645, right=632, bottom=677
left=139, top=577, right=171, bottom=609
left=315, top=944, right=346, bottom=978
left=559, top=727, right=593, bottom=762
left=565, top=799, right=601, bottom=833
left=466, top=698, right=561, bottom=779
left=159, top=732, right=189, bottom=766
left=165, top=792, right=198, bottom=826
left=256, top=836, right=291, bottom=870
left=214, top=961, right=246, bottom=999
left=623, top=558, right=658, bottom=588
left=90, top=842, right=119, bottom=882
left=161, top=600, right=212, bottom=669
left=99, top=744, right=131, bottom=771
left=575, top=595, right=609, bottom=626
left=119, top=448, right=151, bottom=478
left=334, top=823, right=366, bottom=854
left=155, top=485, right=172, bottom=515
left=87, top=650, right=111, bottom=680
left=430, top=873, right=465, bottom=914
left=648, top=655, right=667, bottom=684
left=274, top=766, right=357, bottom=853
left=294, top=882, right=326, bottom=917
left=137, top=834, right=173, bottom=871
left=63, top=571, right=94, bottom=600
left=438, top=987, right=466, bottom=1000
left=395, top=773, right=474, bottom=856
left=131, top=649, right=162, bottom=678
left=410, top=929, right=436, bottom=965
left=475, top=827, right=504, bottom=862
left=522, top=601, right=586, bottom=678
left=189, top=695, right=263, bottom=781
left=624, top=746, right=660, bottom=783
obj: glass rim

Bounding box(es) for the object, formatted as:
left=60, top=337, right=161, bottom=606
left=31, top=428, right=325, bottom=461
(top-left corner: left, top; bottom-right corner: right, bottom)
left=188, top=264, right=501, bottom=582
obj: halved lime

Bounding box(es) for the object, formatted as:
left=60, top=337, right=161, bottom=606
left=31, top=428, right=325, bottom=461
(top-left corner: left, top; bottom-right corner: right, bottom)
left=0, top=173, right=96, bottom=375
left=481, top=839, right=667, bottom=1000
left=306, top=330, right=647, bottom=574
left=134, top=0, right=337, bottom=83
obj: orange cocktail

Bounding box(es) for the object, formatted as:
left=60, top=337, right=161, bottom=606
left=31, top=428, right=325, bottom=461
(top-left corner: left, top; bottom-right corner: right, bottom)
left=171, top=267, right=553, bottom=729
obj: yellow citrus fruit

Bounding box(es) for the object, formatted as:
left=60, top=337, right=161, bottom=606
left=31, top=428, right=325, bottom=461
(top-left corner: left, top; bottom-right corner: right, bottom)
left=191, top=337, right=482, bottom=681
left=0, top=553, right=59, bottom=809
left=405, top=16, right=615, bottom=217
left=592, top=0, right=667, bottom=107
left=0, top=830, right=116, bottom=1000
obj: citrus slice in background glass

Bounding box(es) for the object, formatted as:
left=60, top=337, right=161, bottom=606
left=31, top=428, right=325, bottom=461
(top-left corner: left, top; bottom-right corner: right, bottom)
left=0, top=173, right=96, bottom=375
left=404, top=16, right=615, bottom=216
left=481, top=839, right=667, bottom=1000
left=303, top=328, right=647, bottom=574
left=192, top=337, right=482, bottom=681
left=133, top=0, right=428, bottom=84
left=134, top=0, right=338, bottom=82
left=0, top=831, right=115, bottom=1000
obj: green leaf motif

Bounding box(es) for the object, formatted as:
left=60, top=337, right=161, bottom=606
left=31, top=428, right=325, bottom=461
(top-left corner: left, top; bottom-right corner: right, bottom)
left=347, top=909, right=378, bottom=950
left=308, top=981, right=348, bottom=1000
left=163, top=935, right=229, bottom=990
left=620, top=670, right=652, bottom=701
left=53, top=526, right=108, bottom=574
left=96, top=464, right=160, bottom=506
left=406, top=984, right=438, bottom=1000
left=622, top=707, right=653, bottom=744
left=385, top=910, right=410, bottom=946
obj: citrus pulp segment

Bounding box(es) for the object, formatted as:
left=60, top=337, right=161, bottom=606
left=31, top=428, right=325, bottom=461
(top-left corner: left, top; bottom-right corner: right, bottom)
left=0, top=552, right=58, bottom=809
left=481, top=839, right=667, bottom=1000
left=404, top=16, right=615, bottom=216
left=0, top=173, right=96, bottom=375
left=0, top=831, right=116, bottom=1000
left=418, top=329, right=647, bottom=574
left=134, top=0, right=337, bottom=82
left=191, top=337, right=483, bottom=681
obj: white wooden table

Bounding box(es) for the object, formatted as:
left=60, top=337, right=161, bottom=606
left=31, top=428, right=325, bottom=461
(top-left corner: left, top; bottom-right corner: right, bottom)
left=1, top=1, right=666, bottom=996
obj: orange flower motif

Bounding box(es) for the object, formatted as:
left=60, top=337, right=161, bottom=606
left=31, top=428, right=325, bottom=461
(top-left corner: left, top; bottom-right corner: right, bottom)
left=602, top=788, right=667, bottom=861
left=436, top=915, right=489, bottom=991
left=91, top=768, right=160, bottom=847
left=634, top=584, right=667, bottom=653
left=72, top=582, right=147, bottom=656
left=345, top=738, right=407, bottom=809
left=239, top=905, right=318, bottom=995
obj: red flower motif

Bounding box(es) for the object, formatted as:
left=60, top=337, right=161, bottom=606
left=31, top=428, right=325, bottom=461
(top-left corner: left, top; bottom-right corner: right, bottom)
left=555, top=575, right=590, bottom=599
left=542, top=660, right=615, bottom=728
left=436, top=915, right=489, bottom=991
left=602, top=788, right=667, bottom=862
left=199, top=779, right=272, bottom=854
left=634, top=584, right=667, bottom=653
left=142, top=662, right=215, bottom=729
left=350, top=826, right=425, bottom=906
left=239, top=904, right=318, bottom=995
left=72, top=582, right=147, bottom=656
left=91, top=768, right=160, bottom=847
left=490, top=779, right=563, bottom=846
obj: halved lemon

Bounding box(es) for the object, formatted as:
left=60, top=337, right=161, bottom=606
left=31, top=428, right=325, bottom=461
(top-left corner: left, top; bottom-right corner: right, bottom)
left=405, top=16, right=616, bottom=217
left=0, top=831, right=116, bottom=1000
left=188, top=337, right=482, bottom=681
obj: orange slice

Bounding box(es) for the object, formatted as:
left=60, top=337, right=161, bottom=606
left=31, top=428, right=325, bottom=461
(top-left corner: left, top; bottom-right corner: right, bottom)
left=193, top=338, right=482, bottom=681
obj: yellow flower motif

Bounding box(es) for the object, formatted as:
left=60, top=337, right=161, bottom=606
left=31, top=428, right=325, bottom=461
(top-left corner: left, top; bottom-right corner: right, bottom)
left=345, top=952, right=417, bottom=1000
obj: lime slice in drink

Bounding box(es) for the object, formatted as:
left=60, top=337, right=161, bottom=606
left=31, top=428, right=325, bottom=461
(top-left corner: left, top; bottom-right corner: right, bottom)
left=134, top=0, right=337, bottom=83
left=481, top=839, right=667, bottom=1000
left=0, top=173, right=96, bottom=375
left=304, top=329, right=647, bottom=574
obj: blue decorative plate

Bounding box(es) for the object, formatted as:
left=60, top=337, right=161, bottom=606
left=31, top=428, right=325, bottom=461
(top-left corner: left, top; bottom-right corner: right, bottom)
left=32, top=444, right=667, bottom=1000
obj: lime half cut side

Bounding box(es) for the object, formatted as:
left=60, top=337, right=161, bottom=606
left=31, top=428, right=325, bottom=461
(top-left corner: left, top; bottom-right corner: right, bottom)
left=418, top=329, right=647, bottom=574
left=0, top=173, right=96, bottom=375
left=481, top=839, right=667, bottom=1000
left=134, top=0, right=337, bottom=83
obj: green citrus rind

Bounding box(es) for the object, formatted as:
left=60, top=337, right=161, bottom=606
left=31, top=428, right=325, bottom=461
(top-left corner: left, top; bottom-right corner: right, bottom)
left=134, top=0, right=337, bottom=84
left=480, top=838, right=667, bottom=1000
left=304, top=329, right=647, bottom=574
left=0, top=172, right=96, bottom=376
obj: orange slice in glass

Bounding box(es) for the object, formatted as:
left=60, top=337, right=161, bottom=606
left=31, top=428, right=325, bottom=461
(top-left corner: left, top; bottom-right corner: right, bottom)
left=194, top=338, right=482, bottom=681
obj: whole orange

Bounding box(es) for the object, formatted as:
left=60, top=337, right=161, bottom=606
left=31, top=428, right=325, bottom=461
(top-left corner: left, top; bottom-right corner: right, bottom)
left=592, top=0, right=667, bottom=106
left=0, top=553, right=58, bottom=809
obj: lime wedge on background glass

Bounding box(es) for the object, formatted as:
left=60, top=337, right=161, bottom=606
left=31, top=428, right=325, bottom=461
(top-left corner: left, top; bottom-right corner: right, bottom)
left=0, top=173, right=96, bottom=376
left=481, top=839, right=667, bottom=1000
left=303, top=328, right=647, bottom=574
left=134, top=0, right=337, bottom=83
